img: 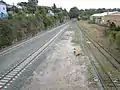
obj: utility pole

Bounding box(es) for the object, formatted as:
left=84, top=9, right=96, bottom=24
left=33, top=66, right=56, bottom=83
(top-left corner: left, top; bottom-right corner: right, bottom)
left=13, top=2, right=15, bottom=14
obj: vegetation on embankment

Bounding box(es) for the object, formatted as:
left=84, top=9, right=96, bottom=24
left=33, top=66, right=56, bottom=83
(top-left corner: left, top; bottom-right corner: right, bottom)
left=79, top=20, right=120, bottom=50
left=78, top=20, right=120, bottom=61
left=105, top=22, right=120, bottom=50
left=0, top=2, right=69, bottom=49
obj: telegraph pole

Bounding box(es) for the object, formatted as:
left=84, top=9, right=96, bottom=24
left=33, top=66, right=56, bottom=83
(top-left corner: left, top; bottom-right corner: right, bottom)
left=13, top=2, right=15, bottom=14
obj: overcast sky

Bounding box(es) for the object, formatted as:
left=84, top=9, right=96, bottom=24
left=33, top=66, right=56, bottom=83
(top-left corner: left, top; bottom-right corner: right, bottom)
left=4, top=0, right=120, bottom=11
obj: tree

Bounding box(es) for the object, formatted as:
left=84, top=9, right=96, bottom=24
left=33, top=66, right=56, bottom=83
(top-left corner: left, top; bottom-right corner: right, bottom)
left=43, top=15, right=53, bottom=27
left=17, top=2, right=28, bottom=7
left=17, top=2, right=36, bottom=13
left=0, top=23, right=14, bottom=48
left=38, top=6, right=49, bottom=17
left=28, top=0, right=38, bottom=6
left=57, top=12, right=64, bottom=23
left=69, top=7, right=79, bottom=19
left=52, top=3, right=57, bottom=13
left=53, top=3, right=57, bottom=9
left=11, top=6, right=19, bottom=13
left=115, top=31, right=120, bottom=49
left=63, top=8, right=68, bottom=16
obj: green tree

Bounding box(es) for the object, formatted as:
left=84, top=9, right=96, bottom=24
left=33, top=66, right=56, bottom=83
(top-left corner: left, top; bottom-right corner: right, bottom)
left=43, top=15, right=53, bottom=28
left=63, top=8, right=68, bottom=16
left=17, top=2, right=28, bottom=7
left=69, top=7, right=79, bottom=19
left=35, top=9, right=41, bottom=16
left=110, top=22, right=116, bottom=31
left=52, top=3, right=57, bottom=13
left=0, top=23, right=14, bottom=48
left=115, top=31, right=120, bottom=49
left=37, top=6, right=49, bottom=17
left=53, top=3, right=57, bottom=9
left=28, top=0, right=38, bottom=7
left=57, top=12, right=64, bottom=23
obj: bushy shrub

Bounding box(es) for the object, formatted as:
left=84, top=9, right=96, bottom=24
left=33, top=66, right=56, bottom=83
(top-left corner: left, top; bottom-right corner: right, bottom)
left=8, top=13, right=13, bottom=19
left=43, top=15, right=54, bottom=28
left=108, top=31, right=117, bottom=44
left=107, top=21, right=120, bottom=49
left=0, top=22, right=14, bottom=48
left=109, top=22, right=116, bottom=31
left=0, top=7, right=67, bottom=49
left=115, top=26, right=120, bottom=31
left=115, top=31, right=120, bottom=49
left=57, top=12, right=64, bottom=23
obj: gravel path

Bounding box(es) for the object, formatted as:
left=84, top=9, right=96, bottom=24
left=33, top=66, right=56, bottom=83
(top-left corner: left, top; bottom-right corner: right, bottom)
left=21, top=30, right=93, bottom=90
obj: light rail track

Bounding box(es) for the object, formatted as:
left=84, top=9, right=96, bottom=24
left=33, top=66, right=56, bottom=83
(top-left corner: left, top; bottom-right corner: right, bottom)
left=0, top=25, right=69, bottom=89
left=78, top=24, right=120, bottom=71
left=0, top=24, right=67, bottom=56
left=77, top=23, right=120, bottom=90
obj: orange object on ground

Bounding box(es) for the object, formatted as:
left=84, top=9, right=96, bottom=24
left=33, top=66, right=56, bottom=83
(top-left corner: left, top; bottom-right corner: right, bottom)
left=75, top=50, right=80, bottom=55
left=73, top=48, right=81, bottom=56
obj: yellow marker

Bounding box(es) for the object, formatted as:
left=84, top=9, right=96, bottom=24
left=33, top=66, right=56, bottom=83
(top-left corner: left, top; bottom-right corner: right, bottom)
left=76, top=50, right=80, bottom=54
left=75, top=50, right=80, bottom=56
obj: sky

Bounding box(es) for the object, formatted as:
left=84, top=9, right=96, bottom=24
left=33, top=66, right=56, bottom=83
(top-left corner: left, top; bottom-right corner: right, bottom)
left=4, top=0, right=120, bottom=11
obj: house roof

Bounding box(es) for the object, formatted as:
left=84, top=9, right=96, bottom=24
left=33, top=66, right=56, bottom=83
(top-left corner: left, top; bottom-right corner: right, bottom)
left=7, top=4, right=12, bottom=8
left=16, top=5, right=22, bottom=9
left=0, top=1, right=6, bottom=5
left=109, top=12, right=120, bottom=15
left=91, top=11, right=119, bottom=17
left=111, top=14, right=120, bottom=15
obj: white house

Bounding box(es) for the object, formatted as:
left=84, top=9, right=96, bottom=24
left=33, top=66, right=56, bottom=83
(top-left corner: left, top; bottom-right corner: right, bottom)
left=48, top=10, right=54, bottom=16
left=0, top=1, right=8, bottom=18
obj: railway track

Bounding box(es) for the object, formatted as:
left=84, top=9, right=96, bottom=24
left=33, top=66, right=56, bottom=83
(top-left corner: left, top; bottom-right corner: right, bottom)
left=0, top=25, right=69, bottom=90
left=78, top=24, right=120, bottom=71
left=0, top=24, right=67, bottom=56
left=77, top=23, right=120, bottom=90
left=77, top=24, right=105, bottom=90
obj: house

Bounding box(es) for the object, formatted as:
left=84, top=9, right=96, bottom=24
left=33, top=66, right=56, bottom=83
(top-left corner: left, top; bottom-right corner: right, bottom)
left=7, top=4, right=14, bottom=14
left=90, top=13, right=104, bottom=23
left=48, top=10, right=54, bottom=16
left=0, top=1, right=8, bottom=18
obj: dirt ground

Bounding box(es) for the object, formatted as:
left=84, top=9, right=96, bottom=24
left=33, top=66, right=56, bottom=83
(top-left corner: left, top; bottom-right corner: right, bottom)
left=21, top=28, right=97, bottom=90
left=78, top=20, right=120, bottom=61
left=78, top=20, right=108, bottom=47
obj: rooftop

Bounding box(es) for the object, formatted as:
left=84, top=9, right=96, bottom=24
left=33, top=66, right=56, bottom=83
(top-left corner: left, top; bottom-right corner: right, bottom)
left=0, top=1, right=6, bottom=5
left=91, top=11, right=119, bottom=17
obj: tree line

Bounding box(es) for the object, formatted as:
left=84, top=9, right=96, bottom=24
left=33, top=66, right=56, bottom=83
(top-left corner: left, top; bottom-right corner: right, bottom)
left=68, top=6, right=120, bottom=49
left=69, top=7, right=120, bottom=19
left=0, top=1, right=69, bottom=49
left=1, top=1, right=120, bottom=49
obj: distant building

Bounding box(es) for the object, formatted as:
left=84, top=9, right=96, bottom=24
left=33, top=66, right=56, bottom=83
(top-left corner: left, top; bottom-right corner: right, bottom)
left=90, top=11, right=120, bottom=25
left=7, top=4, right=14, bottom=14
left=7, top=4, right=12, bottom=9
left=0, top=1, right=8, bottom=18
left=48, top=10, right=54, bottom=16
